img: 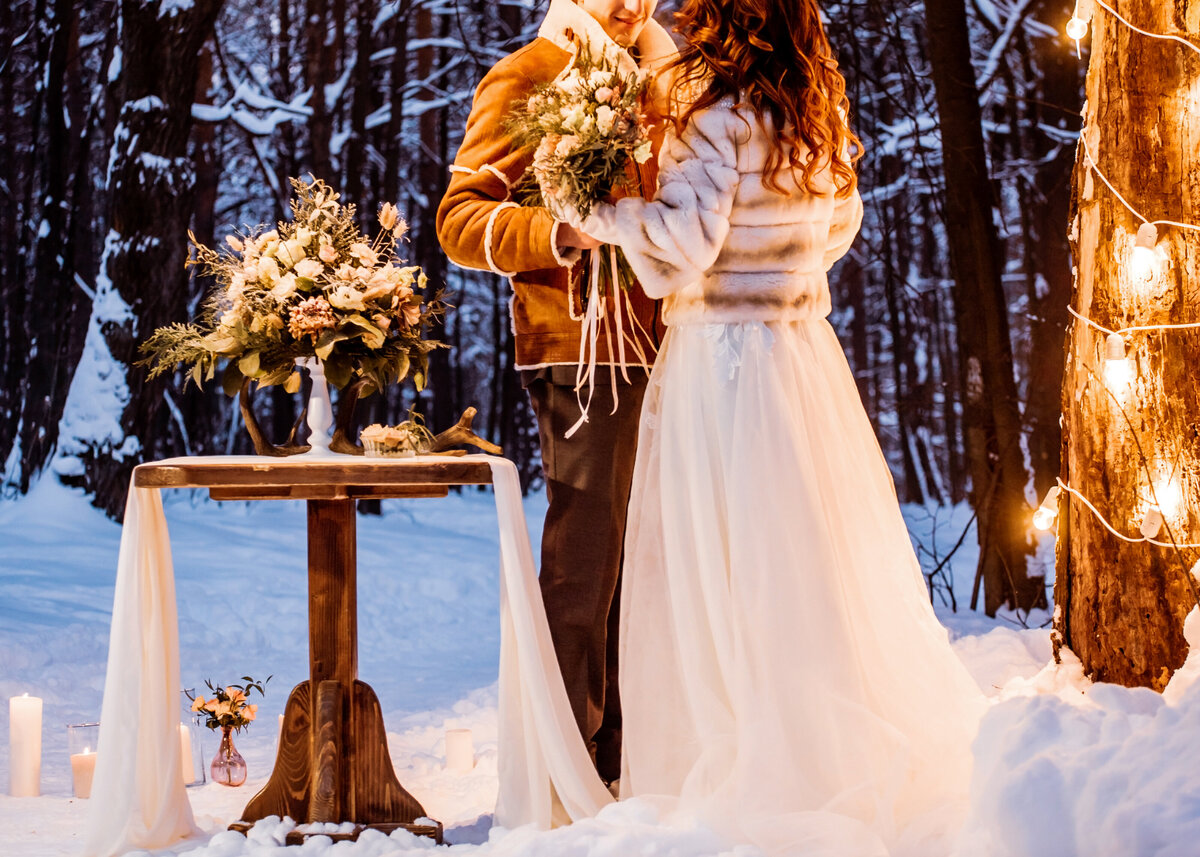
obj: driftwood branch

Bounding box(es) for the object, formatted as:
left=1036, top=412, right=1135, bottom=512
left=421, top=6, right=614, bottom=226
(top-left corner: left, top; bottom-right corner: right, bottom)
left=427, top=407, right=502, bottom=455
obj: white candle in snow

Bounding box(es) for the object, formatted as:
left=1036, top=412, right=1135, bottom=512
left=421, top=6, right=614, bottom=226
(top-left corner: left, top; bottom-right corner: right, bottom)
left=445, top=728, right=474, bottom=772
left=9, top=694, right=42, bottom=796
left=70, top=747, right=96, bottom=799
left=179, top=723, right=194, bottom=784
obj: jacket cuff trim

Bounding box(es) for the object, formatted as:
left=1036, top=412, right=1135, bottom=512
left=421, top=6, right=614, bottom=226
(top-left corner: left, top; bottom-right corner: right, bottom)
left=484, top=202, right=520, bottom=277
left=550, top=221, right=582, bottom=268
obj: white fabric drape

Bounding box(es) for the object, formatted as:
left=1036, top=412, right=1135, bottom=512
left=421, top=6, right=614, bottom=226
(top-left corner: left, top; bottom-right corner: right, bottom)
left=84, top=486, right=198, bottom=857
left=83, top=455, right=606, bottom=857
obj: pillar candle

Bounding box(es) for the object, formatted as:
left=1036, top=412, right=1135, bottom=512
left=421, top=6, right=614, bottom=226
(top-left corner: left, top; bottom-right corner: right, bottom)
left=445, top=728, right=474, bottom=772
left=9, top=694, right=42, bottom=796
left=70, top=747, right=96, bottom=799
left=179, top=723, right=194, bottom=785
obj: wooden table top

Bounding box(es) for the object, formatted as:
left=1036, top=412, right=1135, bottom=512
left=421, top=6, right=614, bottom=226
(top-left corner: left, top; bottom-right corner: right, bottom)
left=133, top=454, right=495, bottom=501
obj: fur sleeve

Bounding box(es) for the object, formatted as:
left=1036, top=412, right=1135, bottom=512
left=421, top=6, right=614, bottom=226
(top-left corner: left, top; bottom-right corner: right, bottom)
left=581, top=107, right=742, bottom=299
left=822, top=188, right=863, bottom=272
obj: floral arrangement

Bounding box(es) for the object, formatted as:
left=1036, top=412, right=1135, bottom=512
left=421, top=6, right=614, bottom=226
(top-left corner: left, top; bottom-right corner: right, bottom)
left=140, top=177, right=443, bottom=396
left=507, top=38, right=653, bottom=294
left=188, top=676, right=270, bottom=733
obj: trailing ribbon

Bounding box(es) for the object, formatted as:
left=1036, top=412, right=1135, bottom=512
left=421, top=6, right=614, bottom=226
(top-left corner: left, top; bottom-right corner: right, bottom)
left=565, top=245, right=643, bottom=438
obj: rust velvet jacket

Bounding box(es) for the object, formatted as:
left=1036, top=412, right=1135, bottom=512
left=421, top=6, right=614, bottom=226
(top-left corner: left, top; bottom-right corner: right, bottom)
left=435, top=0, right=677, bottom=370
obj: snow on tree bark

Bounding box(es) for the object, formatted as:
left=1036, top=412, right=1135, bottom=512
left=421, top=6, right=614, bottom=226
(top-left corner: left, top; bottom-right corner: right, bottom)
left=57, top=0, right=224, bottom=517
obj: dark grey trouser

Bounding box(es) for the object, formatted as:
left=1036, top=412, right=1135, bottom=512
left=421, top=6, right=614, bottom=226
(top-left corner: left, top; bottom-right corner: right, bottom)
left=523, top=364, right=648, bottom=784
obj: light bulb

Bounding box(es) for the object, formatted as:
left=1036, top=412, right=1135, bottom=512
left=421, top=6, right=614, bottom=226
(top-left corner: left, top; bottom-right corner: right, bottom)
left=1104, top=333, right=1126, bottom=362
left=1103, top=332, right=1134, bottom=395
left=1140, top=505, right=1164, bottom=540
left=1033, top=506, right=1057, bottom=531
left=1129, top=222, right=1159, bottom=282
left=1066, top=16, right=1089, bottom=40
left=1033, top=486, right=1061, bottom=531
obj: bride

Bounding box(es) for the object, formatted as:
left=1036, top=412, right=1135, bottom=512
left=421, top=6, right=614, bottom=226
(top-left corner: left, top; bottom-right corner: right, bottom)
left=565, top=0, right=987, bottom=853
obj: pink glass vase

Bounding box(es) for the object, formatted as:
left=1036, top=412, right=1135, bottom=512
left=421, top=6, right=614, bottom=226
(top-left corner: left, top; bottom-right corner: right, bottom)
left=210, top=725, right=247, bottom=787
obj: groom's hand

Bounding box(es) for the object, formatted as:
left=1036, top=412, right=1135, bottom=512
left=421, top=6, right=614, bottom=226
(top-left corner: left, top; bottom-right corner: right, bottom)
left=556, top=222, right=603, bottom=251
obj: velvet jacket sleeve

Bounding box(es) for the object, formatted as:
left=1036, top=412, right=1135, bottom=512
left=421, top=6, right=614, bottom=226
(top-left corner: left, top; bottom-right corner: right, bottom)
left=579, top=107, right=742, bottom=299
left=436, top=52, right=574, bottom=276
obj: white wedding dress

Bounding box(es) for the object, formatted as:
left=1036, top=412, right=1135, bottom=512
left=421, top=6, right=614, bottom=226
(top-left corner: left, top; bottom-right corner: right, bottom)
left=579, top=101, right=987, bottom=856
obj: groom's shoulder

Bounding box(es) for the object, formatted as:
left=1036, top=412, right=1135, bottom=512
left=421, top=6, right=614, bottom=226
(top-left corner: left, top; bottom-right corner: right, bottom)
left=477, top=37, right=570, bottom=94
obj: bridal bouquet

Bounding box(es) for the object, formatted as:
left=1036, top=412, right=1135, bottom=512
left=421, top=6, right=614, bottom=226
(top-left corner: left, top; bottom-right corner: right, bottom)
left=140, top=177, right=443, bottom=396
left=507, top=39, right=654, bottom=296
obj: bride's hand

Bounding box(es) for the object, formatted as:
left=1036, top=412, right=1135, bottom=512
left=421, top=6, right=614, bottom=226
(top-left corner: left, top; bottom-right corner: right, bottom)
left=556, top=222, right=603, bottom=251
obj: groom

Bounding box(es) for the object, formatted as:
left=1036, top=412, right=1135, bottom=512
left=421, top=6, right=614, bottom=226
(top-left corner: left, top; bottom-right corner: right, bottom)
left=436, top=0, right=674, bottom=785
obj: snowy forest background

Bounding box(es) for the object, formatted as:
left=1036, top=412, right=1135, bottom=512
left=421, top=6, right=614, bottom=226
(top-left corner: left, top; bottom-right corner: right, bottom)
left=0, top=0, right=1080, bottom=608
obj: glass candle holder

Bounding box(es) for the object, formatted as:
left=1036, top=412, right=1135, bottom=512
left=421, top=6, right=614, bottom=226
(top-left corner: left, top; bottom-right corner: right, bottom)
left=66, top=723, right=99, bottom=799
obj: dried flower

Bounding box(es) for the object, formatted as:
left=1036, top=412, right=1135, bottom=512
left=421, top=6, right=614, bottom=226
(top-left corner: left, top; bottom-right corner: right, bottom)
left=288, top=296, right=337, bottom=341
left=318, top=243, right=338, bottom=264
left=378, top=202, right=400, bottom=231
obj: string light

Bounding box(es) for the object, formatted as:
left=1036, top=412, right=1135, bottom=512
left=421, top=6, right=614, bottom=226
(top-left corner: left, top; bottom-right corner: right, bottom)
left=1065, top=0, right=1092, bottom=43
left=1071, top=0, right=1200, bottom=58
left=1049, top=480, right=1200, bottom=549
left=1033, top=486, right=1061, bottom=531
left=1140, top=505, right=1165, bottom=539
left=1129, top=222, right=1159, bottom=282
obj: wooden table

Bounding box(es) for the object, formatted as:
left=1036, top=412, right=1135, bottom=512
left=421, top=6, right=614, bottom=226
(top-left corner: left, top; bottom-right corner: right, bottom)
left=134, top=456, right=495, bottom=842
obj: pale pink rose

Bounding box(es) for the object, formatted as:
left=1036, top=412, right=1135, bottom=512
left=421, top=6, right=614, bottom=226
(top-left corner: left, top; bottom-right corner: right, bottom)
left=555, top=135, right=580, bottom=158
left=318, top=243, right=338, bottom=264
left=393, top=283, right=413, bottom=300
left=373, top=313, right=392, bottom=331
left=294, top=258, right=324, bottom=279
left=349, top=242, right=378, bottom=266
left=401, top=302, right=421, bottom=326
left=594, top=86, right=614, bottom=104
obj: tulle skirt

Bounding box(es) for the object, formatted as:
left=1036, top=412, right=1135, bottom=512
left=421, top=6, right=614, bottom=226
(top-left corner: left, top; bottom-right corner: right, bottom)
left=619, top=319, right=986, bottom=857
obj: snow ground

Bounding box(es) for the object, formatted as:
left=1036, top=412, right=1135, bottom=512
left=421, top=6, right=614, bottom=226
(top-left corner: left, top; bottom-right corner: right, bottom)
left=0, top=478, right=1196, bottom=857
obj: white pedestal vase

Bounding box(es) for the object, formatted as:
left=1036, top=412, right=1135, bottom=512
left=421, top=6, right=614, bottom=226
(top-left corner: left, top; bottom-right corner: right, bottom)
left=297, top=357, right=336, bottom=457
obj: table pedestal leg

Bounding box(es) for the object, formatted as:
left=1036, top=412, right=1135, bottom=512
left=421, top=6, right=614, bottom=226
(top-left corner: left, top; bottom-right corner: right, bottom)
left=241, top=679, right=426, bottom=824
left=240, top=498, right=427, bottom=827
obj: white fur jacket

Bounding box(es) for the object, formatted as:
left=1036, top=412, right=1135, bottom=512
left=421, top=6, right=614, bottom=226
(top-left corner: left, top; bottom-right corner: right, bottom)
left=580, top=100, right=863, bottom=326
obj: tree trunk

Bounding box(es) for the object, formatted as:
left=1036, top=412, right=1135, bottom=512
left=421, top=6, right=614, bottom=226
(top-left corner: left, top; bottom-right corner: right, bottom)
left=924, top=0, right=1040, bottom=614
left=1024, top=0, right=1082, bottom=498
left=58, top=0, right=224, bottom=517
left=1054, top=1, right=1199, bottom=688
left=18, top=0, right=79, bottom=486
left=303, top=0, right=333, bottom=180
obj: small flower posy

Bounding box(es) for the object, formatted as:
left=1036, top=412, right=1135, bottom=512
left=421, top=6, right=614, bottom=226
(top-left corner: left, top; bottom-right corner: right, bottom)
left=187, top=676, right=271, bottom=733
left=139, top=178, right=443, bottom=396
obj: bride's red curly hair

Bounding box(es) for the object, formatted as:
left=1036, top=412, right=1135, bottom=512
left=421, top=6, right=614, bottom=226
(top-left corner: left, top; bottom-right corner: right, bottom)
left=667, top=0, right=861, bottom=197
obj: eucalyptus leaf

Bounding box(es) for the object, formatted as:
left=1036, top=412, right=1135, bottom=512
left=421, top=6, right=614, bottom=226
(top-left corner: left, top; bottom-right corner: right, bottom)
left=222, top=362, right=245, bottom=398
